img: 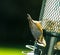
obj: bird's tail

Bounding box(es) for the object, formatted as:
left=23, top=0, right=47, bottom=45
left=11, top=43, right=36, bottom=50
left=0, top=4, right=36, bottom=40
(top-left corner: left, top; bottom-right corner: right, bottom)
left=27, top=14, right=33, bottom=21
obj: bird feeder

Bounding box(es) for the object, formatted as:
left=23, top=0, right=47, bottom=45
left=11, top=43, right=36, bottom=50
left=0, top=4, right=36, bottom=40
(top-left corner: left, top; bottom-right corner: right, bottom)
left=39, top=0, right=60, bottom=55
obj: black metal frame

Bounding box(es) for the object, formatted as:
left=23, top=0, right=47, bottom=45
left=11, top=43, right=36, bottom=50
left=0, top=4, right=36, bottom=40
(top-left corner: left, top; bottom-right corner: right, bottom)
left=34, top=29, right=60, bottom=55
left=43, top=29, right=60, bottom=38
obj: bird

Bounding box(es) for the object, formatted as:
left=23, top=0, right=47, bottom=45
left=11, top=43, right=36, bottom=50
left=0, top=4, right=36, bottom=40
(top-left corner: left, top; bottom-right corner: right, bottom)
left=27, top=14, right=46, bottom=47
left=54, top=41, right=60, bottom=50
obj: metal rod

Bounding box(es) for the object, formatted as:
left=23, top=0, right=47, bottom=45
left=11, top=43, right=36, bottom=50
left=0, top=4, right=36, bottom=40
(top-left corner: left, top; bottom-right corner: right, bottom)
left=39, top=0, right=46, bottom=20
left=47, top=37, right=57, bottom=55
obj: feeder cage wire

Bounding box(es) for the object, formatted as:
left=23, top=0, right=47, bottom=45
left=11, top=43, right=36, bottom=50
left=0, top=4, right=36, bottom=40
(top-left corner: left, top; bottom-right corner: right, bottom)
left=39, top=0, right=60, bottom=55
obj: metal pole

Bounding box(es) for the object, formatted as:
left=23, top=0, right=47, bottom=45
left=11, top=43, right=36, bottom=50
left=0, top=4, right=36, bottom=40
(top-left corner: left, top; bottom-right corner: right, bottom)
left=47, top=37, right=57, bottom=55
left=39, top=0, right=46, bottom=20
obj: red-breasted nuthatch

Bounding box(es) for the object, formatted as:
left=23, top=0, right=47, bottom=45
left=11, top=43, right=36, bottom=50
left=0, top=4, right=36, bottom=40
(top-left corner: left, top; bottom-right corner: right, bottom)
left=27, top=14, right=46, bottom=47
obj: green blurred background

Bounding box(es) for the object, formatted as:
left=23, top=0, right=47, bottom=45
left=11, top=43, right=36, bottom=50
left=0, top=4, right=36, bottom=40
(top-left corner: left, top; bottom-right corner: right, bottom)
left=0, top=0, right=42, bottom=55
